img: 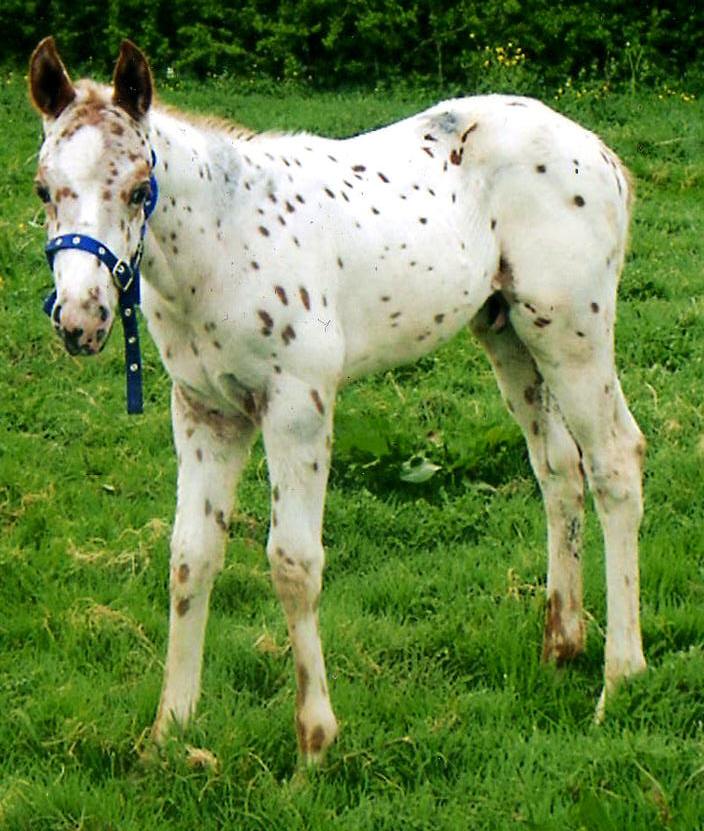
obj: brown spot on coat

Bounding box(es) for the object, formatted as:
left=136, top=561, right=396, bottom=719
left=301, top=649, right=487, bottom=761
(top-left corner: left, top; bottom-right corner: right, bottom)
left=591, top=302, right=600, bottom=313
left=542, top=591, right=583, bottom=665
left=176, top=597, right=190, bottom=617
left=299, top=286, right=311, bottom=310
left=309, top=725, right=326, bottom=754
left=274, top=285, right=288, bottom=305
left=296, top=665, right=310, bottom=708
left=461, top=122, right=479, bottom=142
left=258, top=309, right=274, bottom=329
left=282, top=324, right=296, bottom=345
left=310, top=389, right=325, bottom=415
left=449, top=149, right=462, bottom=165
left=178, top=564, right=190, bottom=583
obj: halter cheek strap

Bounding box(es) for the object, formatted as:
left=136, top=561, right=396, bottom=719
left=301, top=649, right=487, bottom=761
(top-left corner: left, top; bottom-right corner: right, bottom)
left=43, top=152, right=159, bottom=415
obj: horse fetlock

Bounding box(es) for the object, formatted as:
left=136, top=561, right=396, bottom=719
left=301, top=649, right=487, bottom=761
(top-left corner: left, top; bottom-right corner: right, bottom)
left=296, top=700, right=339, bottom=763
left=542, top=589, right=585, bottom=665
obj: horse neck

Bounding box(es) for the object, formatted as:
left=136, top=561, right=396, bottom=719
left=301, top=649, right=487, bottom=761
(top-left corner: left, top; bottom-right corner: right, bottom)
left=149, top=108, right=226, bottom=215
left=144, top=108, right=247, bottom=293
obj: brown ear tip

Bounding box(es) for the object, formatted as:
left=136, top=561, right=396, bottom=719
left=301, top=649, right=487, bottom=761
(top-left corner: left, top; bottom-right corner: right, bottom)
left=120, top=39, right=142, bottom=56
left=32, top=36, right=56, bottom=60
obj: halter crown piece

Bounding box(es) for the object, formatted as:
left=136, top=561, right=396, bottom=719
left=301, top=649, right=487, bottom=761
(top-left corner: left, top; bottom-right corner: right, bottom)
left=43, top=151, right=159, bottom=415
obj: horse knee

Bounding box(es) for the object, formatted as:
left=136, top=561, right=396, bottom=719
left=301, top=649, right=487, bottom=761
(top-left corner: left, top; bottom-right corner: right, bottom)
left=589, top=429, right=644, bottom=519
left=267, top=538, right=323, bottom=616
left=170, top=527, right=226, bottom=598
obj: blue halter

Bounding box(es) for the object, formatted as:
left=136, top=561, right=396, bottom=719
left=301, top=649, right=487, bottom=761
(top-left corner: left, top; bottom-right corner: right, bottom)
left=43, top=151, right=159, bottom=415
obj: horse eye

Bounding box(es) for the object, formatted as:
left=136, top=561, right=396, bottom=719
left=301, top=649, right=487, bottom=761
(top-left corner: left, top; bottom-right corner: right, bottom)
left=130, top=184, right=150, bottom=206
left=35, top=183, right=51, bottom=204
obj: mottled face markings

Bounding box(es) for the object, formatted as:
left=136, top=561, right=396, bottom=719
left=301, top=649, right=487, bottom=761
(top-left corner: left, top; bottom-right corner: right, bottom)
left=299, top=287, right=311, bottom=310
left=324, top=187, right=335, bottom=199
left=449, top=149, right=462, bottom=166
left=259, top=225, right=270, bottom=236
left=282, top=324, right=296, bottom=345
left=275, top=285, right=288, bottom=305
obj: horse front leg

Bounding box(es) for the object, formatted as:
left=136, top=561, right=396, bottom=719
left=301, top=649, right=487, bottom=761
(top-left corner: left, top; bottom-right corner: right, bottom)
left=152, top=384, right=256, bottom=741
left=261, top=374, right=338, bottom=763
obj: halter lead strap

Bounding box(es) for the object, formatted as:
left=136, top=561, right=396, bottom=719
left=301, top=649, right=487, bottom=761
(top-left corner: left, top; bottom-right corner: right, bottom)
left=43, top=152, right=159, bottom=415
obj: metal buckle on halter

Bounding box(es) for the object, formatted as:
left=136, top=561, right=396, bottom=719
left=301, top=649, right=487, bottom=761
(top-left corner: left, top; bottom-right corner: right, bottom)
left=112, top=259, right=133, bottom=292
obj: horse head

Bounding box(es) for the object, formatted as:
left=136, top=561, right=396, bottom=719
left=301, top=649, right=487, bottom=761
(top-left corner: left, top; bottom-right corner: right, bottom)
left=29, top=37, right=154, bottom=356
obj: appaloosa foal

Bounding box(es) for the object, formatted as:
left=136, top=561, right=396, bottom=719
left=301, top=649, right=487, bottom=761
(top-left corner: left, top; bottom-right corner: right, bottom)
left=29, top=37, right=646, bottom=760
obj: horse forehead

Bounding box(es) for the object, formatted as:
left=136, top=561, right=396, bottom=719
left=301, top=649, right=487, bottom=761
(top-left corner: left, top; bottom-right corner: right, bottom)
left=52, top=125, right=106, bottom=183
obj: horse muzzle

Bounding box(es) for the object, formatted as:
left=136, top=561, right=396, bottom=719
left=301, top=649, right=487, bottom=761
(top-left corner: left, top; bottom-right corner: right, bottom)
left=51, top=297, right=113, bottom=355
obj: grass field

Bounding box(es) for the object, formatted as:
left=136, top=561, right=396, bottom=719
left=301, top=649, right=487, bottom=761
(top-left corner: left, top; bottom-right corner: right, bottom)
left=1, top=67, right=704, bottom=829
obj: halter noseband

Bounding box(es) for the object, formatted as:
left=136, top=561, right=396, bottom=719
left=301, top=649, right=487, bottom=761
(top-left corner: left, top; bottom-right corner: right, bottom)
left=43, top=151, right=159, bottom=415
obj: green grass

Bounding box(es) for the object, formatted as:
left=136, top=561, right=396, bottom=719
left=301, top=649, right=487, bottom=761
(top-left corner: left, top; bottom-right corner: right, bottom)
left=2, top=69, right=704, bottom=829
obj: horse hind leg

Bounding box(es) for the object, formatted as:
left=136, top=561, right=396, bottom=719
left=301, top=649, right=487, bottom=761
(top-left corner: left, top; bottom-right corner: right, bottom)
left=471, top=299, right=586, bottom=663
left=505, top=250, right=646, bottom=713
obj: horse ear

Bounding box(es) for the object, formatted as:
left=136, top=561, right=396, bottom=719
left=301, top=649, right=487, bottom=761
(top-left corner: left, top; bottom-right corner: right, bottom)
left=29, top=37, right=76, bottom=119
left=112, top=40, right=153, bottom=121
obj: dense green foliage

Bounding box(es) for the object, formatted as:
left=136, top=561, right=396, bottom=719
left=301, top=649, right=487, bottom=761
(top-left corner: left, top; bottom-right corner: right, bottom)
left=2, top=1, right=703, bottom=92
left=2, top=68, right=704, bottom=828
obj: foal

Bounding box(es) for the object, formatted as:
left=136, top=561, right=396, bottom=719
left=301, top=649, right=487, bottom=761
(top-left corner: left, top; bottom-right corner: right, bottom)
left=29, top=37, right=646, bottom=761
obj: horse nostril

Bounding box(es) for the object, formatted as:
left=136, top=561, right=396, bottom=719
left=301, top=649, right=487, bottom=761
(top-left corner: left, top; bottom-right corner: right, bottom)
left=63, top=326, right=84, bottom=353
left=99, top=305, right=109, bottom=322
